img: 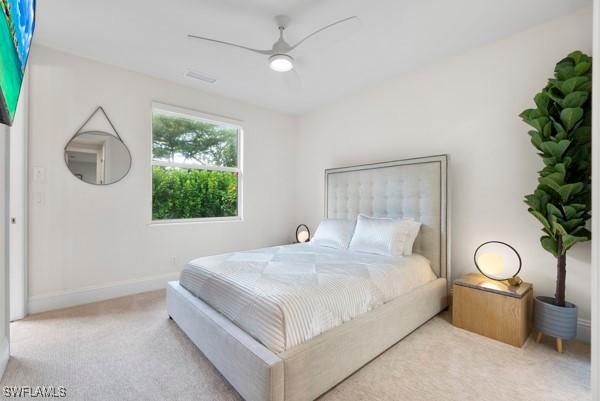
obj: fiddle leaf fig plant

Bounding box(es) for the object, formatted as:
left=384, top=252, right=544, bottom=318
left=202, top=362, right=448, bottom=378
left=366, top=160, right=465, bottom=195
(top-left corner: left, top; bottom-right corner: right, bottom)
left=519, top=50, right=592, bottom=307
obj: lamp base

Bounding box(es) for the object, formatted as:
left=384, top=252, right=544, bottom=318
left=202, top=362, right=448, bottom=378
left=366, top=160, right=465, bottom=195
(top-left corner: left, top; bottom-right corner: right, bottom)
left=507, top=276, right=523, bottom=286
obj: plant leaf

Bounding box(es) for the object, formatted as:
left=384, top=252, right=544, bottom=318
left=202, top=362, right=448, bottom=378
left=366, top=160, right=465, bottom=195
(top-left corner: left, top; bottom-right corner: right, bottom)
left=551, top=163, right=566, bottom=175
left=529, top=131, right=543, bottom=149
left=546, top=203, right=562, bottom=217
left=550, top=117, right=566, bottom=135
left=574, top=61, right=591, bottom=76
left=561, top=218, right=584, bottom=233
left=560, top=108, right=584, bottom=130
left=538, top=179, right=561, bottom=196
left=525, top=194, right=542, bottom=211
left=561, top=91, right=588, bottom=108
left=559, top=77, right=589, bottom=95
left=519, top=109, right=535, bottom=121
left=546, top=89, right=563, bottom=103
left=561, top=205, right=577, bottom=219
left=542, top=157, right=556, bottom=166
left=551, top=220, right=568, bottom=236
left=569, top=203, right=587, bottom=212
left=562, top=234, right=589, bottom=252
left=529, top=210, right=551, bottom=232
left=541, top=236, right=558, bottom=257
left=568, top=51, right=583, bottom=64
left=534, top=92, right=551, bottom=114
left=555, top=64, right=575, bottom=81
left=529, top=117, right=550, bottom=133
left=539, top=140, right=570, bottom=159
left=572, top=126, right=591, bottom=144
left=575, top=61, right=592, bottom=75
left=557, top=182, right=584, bottom=203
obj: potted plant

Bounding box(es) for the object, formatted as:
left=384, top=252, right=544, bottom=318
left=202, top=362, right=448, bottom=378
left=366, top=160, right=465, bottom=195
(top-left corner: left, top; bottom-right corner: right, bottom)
left=519, top=51, right=592, bottom=351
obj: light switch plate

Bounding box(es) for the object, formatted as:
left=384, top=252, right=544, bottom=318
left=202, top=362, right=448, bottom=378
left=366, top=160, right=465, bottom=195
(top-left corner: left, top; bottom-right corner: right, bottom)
left=33, top=192, right=44, bottom=206
left=33, top=167, right=45, bottom=182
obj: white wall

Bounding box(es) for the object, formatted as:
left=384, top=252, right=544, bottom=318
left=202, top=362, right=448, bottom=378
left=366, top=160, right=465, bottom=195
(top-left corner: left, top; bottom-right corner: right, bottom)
left=295, top=9, right=593, bottom=330
left=28, top=45, right=296, bottom=311
left=0, top=125, right=9, bottom=375
left=9, top=72, right=28, bottom=321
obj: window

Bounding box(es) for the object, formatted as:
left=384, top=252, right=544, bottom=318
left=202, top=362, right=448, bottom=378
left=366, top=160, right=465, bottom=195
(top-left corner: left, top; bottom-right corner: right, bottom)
left=151, top=104, right=242, bottom=222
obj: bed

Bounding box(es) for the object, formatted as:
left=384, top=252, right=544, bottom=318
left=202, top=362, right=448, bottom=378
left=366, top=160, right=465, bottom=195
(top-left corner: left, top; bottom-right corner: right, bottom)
left=167, top=155, right=449, bottom=401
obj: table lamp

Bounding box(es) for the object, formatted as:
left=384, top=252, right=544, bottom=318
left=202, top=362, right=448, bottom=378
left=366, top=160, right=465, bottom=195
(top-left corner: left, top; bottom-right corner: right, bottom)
left=474, top=241, right=522, bottom=286
left=295, top=224, right=310, bottom=243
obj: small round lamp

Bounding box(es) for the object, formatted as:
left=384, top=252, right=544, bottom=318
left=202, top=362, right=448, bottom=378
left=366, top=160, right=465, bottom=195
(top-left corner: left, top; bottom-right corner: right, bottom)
left=295, top=224, right=310, bottom=243
left=474, top=241, right=522, bottom=286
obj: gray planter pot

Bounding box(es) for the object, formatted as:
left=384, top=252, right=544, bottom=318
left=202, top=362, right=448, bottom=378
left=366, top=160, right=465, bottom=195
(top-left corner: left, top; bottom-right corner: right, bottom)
left=534, top=296, right=577, bottom=340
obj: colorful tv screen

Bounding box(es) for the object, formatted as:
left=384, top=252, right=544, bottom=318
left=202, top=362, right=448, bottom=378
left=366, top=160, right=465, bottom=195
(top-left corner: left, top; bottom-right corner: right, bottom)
left=0, top=0, right=35, bottom=126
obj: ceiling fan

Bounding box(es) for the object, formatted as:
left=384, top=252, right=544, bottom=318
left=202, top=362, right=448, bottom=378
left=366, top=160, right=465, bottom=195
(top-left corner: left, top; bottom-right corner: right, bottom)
left=188, top=15, right=358, bottom=72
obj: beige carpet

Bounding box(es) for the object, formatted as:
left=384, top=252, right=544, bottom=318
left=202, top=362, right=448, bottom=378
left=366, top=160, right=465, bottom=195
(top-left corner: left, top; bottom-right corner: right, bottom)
left=1, top=290, right=590, bottom=401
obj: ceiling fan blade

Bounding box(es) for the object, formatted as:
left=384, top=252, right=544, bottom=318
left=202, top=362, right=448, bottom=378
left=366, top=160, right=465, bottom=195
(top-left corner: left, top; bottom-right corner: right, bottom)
left=289, top=16, right=358, bottom=52
left=188, top=34, right=274, bottom=55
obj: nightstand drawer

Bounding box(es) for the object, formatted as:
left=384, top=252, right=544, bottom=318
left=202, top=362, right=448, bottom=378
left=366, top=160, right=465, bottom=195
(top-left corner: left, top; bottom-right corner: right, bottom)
left=452, top=277, right=533, bottom=347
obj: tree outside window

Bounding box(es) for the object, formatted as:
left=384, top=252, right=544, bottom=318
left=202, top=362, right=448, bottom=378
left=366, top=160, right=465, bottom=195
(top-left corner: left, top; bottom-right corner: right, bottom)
left=151, top=106, right=241, bottom=221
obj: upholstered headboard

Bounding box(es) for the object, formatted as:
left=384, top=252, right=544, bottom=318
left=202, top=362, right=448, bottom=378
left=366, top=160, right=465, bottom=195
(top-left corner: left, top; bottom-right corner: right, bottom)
left=325, top=155, right=449, bottom=279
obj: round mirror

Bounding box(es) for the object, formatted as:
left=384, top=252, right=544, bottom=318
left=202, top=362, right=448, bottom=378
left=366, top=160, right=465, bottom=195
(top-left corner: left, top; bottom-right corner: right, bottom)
left=64, top=131, right=132, bottom=185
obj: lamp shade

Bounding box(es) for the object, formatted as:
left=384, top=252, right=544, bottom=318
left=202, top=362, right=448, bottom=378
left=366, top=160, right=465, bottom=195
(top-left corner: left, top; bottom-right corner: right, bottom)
left=296, top=224, right=310, bottom=243
left=474, top=241, right=522, bottom=282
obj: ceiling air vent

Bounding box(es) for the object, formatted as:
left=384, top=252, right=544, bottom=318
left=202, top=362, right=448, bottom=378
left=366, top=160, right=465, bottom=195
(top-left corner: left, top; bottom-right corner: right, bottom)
left=185, top=70, right=216, bottom=84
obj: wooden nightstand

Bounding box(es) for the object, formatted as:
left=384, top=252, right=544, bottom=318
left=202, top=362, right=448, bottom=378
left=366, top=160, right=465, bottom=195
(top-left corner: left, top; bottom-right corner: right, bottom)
left=452, top=273, right=533, bottom=347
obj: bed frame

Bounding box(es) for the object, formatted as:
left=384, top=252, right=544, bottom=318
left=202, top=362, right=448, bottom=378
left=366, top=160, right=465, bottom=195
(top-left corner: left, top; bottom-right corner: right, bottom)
left=167, top=155, right=450, bottom=401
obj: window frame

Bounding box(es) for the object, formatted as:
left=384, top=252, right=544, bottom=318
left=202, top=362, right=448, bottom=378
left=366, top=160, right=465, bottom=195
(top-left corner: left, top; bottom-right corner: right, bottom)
left=149, top=102, right=244, bottom=225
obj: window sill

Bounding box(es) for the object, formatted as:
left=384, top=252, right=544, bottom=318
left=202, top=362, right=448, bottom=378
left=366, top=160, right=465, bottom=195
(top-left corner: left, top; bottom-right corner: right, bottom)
left=149, top=216, right=243, bottom=226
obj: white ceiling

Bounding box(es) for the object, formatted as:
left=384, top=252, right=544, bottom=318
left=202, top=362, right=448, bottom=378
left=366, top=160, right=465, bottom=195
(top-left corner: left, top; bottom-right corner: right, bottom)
left=34, top=0, right=591, bottom=115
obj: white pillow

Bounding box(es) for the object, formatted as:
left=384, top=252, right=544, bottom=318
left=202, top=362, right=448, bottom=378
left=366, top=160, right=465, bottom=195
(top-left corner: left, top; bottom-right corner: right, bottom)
left=403, top=220, right=422, bottom=256
left=349, top=215, right=409, bottom=256
left=311, top=219, right=356, bottom=249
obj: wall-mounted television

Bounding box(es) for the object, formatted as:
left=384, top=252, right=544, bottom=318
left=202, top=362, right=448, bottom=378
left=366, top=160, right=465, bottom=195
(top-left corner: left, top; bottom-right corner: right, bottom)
left=0, top=0, right=35, bottom=126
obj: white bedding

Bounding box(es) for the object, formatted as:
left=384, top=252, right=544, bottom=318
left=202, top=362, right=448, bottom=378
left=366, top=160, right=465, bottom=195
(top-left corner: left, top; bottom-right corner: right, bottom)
left=179, top=243, right=436, bottom=353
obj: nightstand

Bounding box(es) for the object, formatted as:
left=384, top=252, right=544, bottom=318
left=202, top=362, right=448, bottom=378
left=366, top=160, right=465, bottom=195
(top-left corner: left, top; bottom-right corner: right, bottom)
left=452, top=273, right=533, bottom=347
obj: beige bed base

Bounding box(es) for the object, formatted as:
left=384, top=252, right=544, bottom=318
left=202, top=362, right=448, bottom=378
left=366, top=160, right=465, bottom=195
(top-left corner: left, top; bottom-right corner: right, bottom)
left=167, top=278, right=447, bottom=401
left=167, top=155, right=450, bottom=401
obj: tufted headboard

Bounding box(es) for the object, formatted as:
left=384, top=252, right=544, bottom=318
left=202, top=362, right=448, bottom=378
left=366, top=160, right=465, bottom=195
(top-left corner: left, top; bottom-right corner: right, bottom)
left=325, top=155, right=449, bottom=279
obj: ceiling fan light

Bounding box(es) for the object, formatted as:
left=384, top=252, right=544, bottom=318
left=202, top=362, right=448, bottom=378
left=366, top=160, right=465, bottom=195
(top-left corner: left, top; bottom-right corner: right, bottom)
left=269, top=54, right=294, bottom=72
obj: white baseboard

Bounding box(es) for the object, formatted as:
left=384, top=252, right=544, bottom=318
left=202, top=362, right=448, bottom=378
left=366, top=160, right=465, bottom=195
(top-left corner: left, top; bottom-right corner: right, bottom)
left=577, top=318, right=591, bottom=343
left=0, top=336, right=9, bottom=379
left=28, top=272, right=180, bottom=314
